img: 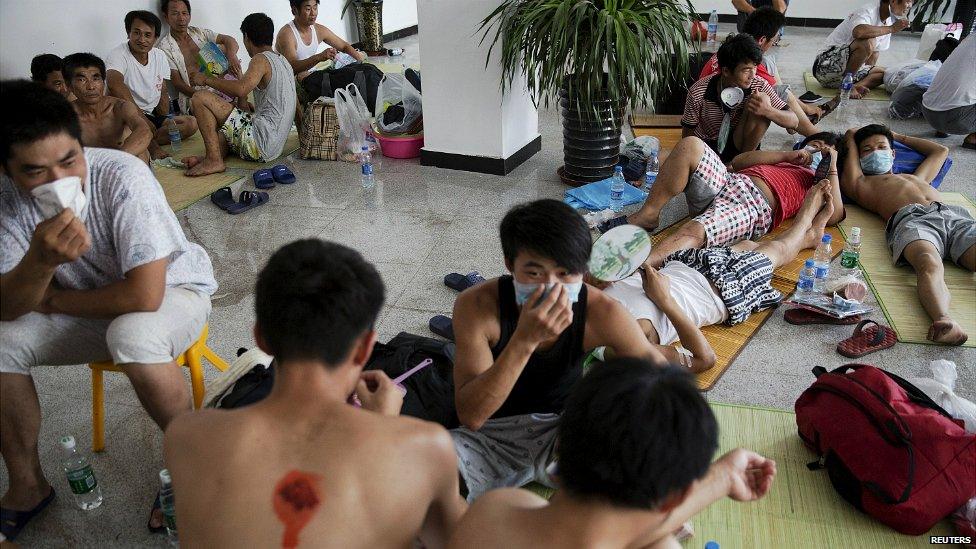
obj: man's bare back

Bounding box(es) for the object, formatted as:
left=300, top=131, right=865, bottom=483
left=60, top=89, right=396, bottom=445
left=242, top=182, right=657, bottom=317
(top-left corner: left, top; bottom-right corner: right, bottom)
left=165, top=394, right=460, bottom=548
left=848, top=172, right=943, bottom=221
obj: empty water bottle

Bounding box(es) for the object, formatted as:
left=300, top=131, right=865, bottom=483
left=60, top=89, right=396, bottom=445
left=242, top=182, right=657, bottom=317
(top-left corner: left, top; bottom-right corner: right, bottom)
left=840, top=73, right=854, bottom=103
left=159, top=469, right=178, bottom=545
left=707, top=10, right=719, bottom=47
left=609, top=166, right=626, bottom=212
left=796, top=259, right=816, bottom=300
left=359, top=145, right=375, bottom=188
left=643, top=152, right=659, bottom=192
left=60, top=435, right=103, bottom=510
left=812, top=234, right=833, bottom=293
left=165, top=113, right=181, bottom=155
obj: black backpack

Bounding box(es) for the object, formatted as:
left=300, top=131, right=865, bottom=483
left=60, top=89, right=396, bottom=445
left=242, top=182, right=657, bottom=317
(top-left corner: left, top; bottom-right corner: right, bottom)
left=929, top=35, right=960, bottom=62
left=302, top=62, right=385, bottom=115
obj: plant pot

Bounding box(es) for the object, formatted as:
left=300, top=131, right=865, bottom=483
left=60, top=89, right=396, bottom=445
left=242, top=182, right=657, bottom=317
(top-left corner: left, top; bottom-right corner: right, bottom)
left=354, top=0, right=385, bottom=56
left=558, top=81, right=625, bottom=186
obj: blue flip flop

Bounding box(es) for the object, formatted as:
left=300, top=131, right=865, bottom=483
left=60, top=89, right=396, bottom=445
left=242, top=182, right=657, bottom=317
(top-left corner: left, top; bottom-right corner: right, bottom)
left=429, top=315, right=455, bottom=341
left=210, top=187, right=236, bottom=210
left=270, top=164, right=296, bottom=185
left=444, top=271, right=486, bottom=292
left=226, top=190, right=269, bottom=215
left=1, top=487, right=55, bottom=541
left=253, top=169, right=275, bottom=190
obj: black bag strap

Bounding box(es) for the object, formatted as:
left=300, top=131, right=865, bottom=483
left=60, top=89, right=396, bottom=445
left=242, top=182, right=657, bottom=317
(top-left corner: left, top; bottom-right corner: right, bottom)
left=321, top=72, right=332, bottom=98
left=353, top=69, right=367, bottom=100
left=828, top=363, right=953, bottom=418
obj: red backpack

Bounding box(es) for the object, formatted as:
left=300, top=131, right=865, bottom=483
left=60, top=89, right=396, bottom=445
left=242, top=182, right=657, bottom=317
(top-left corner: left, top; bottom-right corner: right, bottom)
left=795, top=364, right=976, bottom=535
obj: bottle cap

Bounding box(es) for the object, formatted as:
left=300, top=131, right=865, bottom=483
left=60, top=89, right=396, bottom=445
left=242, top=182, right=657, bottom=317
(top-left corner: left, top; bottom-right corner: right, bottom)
left=614, top=165, right=623, bottom=172
left=361, top=145, right=368, bottom=151
left=159, top=468, right=172, bottom=485
left=59, top=435, right=76, bottom=450
left=804, top=259, right=815, bottom=268
left=822, top=234, right=832, bottom=243
left=705, top=541, right=720, bottom=549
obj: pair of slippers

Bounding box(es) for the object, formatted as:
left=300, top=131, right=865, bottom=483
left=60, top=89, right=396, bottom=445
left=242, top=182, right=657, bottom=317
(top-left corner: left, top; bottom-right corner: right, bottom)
left=211, top=187, right=268, bottom=214
left=252, top=164, right=296, bottom=189
left=785, top=309, right=896, bottom=358
left=427, top=272, right=486, bottom=341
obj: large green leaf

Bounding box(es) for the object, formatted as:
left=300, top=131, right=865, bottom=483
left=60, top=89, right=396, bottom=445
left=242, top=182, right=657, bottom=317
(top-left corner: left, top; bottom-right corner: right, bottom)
left=479, top=0, right=695, bottom=117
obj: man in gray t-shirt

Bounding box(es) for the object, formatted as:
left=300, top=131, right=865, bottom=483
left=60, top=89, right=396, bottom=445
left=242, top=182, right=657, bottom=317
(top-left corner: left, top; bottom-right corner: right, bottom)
left=0, top=81, right=216, bottom=540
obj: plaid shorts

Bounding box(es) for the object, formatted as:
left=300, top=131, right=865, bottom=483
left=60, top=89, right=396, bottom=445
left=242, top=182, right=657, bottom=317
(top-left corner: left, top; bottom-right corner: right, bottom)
left=813, top=44, right=873, bottom=88
left=688, top=146, right=773, bottom=246
left=219, top=108, right=265, bottom=163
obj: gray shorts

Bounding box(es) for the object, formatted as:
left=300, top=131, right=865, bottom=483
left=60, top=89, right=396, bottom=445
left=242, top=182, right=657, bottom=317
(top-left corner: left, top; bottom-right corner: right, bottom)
left=922, top=104, right=976, bottom=136
left=0, top=286, right=211, bottom=375
left=885, top=202, right=976, bottom=266
left=813, top=44, right=873, bottom=88
left=451, top=413, right=559, bottom=502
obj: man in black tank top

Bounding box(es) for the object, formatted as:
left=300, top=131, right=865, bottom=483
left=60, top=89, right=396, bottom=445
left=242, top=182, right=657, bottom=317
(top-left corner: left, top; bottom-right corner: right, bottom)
left=450, top=200, right=665, bottom=501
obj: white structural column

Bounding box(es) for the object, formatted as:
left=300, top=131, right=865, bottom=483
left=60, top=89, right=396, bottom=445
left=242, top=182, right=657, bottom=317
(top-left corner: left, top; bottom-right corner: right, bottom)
left=417, top=0, right=541, bottom=175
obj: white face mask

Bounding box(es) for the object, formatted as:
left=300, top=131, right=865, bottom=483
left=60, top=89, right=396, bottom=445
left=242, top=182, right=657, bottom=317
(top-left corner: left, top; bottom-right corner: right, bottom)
left=513, top=280, right=583, bottom=306
left=30, top=176, right=88, bottom=221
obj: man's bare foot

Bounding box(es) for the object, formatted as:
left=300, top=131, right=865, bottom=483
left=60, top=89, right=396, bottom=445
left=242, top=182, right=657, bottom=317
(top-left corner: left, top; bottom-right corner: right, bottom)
left=928, top=318, right=969, bottom=345
left=795, top=180, right=829, bottom=224
left=150, top=143, right=170, bottom=160
left=182, top=155, right=203, bottom=169
left=626, top=211, right=660, bottom=233
left=185, top=157, right=226, bottom=177
left=799, top=184, right=834, bottom=248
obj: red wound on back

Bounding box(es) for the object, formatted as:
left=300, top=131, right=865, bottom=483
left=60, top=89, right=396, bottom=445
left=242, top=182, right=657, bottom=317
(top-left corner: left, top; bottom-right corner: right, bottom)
left=273, top=470, right=322, bottom=548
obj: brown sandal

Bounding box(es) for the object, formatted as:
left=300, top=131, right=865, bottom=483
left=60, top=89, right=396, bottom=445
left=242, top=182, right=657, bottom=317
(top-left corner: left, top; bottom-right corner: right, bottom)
left=785, top=308, right=861, bottom=326
left=837, top=319, right=897, bottom=358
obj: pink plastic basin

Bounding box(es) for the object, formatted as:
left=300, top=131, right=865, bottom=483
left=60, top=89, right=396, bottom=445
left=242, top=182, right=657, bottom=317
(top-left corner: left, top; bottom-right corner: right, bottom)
left=377, top=133, right=424, bottom=159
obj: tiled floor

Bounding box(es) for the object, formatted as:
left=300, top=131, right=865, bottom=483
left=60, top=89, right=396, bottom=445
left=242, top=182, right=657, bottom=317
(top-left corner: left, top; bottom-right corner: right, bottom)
left=4, top=27, right=975, bottom=547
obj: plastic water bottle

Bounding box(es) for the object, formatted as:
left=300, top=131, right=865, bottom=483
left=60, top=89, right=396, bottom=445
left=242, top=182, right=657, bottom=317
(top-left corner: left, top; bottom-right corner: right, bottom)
left=796, top=259, right=816, bottom=300
left=609, top=165, right=626, bottom=212
left=165, top=113, right=181, bottom=155
left=643, top=152, right=659, bottom=192
left=812, top=234, right=833, bottom=293
left=840, top=73, right=854, bottom=103
left=359, top=145, right=375, bottom=188
left=839, top=227, right=861, bottom=274
left=707, top=10, right=719, bottom=47
left=705, top=542, right=720, bottom=549
left=159, top=469, right=178, bottom=545
left=60, top=435, right=103, bottom=510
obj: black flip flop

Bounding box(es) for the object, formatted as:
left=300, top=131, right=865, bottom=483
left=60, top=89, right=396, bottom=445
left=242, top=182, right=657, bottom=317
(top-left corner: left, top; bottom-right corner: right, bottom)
left=429, top=315, right=455, bottom=341
left=147, top=490, right=164, bottom=534
left=597, top=215, right=629, bottom=234
left=210, top=187, right=236, bottom=211
left=226, top=190, right=269, bottom=215
left=1, top=488, right=56, bottom=541
left=815, top=151, right=832, bottom=181
left=444, top=272, right=485, bottom=292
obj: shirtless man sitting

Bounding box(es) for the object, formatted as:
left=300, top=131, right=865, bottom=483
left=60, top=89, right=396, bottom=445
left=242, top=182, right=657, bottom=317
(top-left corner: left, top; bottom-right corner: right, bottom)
left=841, top=124, right=971, bottom=345
left=604, top=133, right=844, bottom=267
left=164, top=239, right=465, bottom=547
left=63, top=53, right=153, bottom=164
left=602, top=181, right=835, bottom=373
left=451, top=199, right=662, bottom=502
left=448, top=358, right=777, bottom=549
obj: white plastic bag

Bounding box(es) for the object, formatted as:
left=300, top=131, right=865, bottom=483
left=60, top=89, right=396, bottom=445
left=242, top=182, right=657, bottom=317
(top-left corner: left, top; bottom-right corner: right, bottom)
left=335, top=83, right=376, bottom=159
left=374, top=73, right=422, bottom=135
left=909, top=359, right=976, bottom=432
left=883, top=60, right=926, bottom=92
left=916, top=23, right=963, bottom=60
left=888, top=60, right=942, bottom=120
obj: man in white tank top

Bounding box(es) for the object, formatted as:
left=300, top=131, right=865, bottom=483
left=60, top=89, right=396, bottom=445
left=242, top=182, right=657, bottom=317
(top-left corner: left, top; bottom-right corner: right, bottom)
left=602, top=181, right=837, bottom=373
left=275, top=0, right=367, bottom=81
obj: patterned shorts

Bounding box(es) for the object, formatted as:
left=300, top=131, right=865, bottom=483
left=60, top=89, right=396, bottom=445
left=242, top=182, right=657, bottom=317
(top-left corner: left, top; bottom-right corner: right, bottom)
left=220, top=108, right=265, bottom=163
left=813, top=44, right=873, bottom=88
left=666, top=247, right=782, bottom=325
left=688, top=146, right=773, bottom=246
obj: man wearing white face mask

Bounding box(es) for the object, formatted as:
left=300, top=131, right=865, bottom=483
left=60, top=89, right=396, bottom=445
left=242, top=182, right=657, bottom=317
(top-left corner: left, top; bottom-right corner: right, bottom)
left=449, top=199, right=663, bottom=502
left=841, top=124, right=972, bottom=346
left=0, top=80, right=216, bottom=540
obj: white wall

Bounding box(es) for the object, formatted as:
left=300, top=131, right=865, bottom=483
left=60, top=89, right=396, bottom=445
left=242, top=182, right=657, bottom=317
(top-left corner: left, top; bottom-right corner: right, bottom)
left=0, top=0, right=418, bottom=79
left=418, top=0, right=538, bottom=159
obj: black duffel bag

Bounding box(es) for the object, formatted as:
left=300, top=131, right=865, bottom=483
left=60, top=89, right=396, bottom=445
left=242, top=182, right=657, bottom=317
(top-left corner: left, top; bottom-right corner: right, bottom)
left=302, top=62, right=385, bottom=115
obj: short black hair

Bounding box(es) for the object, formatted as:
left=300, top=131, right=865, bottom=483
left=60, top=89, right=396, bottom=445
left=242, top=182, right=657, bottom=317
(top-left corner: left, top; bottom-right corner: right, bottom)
left=255, top=239, right=385, bottom=366
left=0, top=80, right=82, bottom=166
left=499, top=199, right=592, bottom=274
left=716, top=33, right=763, bottom=70
left=290, top=0, right=320, bottom=9
left=30, top=54, right=63, bottom=82
left=799, top=131, right=841, bottom=150
left=241, top=13, right=274, bottom=47
left=742, top=7, right=786, bottom=43
left=161, top=0, right=190, bottom=14
left=62, top=53, right=106, bottom=81
left=557, top=359, right=719, bottom=509
left=125, top=10, right=162, bottom=36
left=853, top=124, right=894, bottom=149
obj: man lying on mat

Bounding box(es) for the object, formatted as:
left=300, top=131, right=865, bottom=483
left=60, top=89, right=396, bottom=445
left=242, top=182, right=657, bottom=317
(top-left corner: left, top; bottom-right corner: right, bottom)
left=600, top=182, right=835, bottom=373
left=0, top=81, right=216, bottom=540
left=451, top=199, right=663, bottom=502
left=64, top=53, right=153, bottom=165
left=165, top=239, right=465, bottom=548
left=840, top=124, right=972, bottom=345
left=182, top=13, right=296, bottom=176
left=603, top=133, right=844, bottom=267
left=682, top=34, right=798, bottom=165
left=448, top=358, right=777, bottom=549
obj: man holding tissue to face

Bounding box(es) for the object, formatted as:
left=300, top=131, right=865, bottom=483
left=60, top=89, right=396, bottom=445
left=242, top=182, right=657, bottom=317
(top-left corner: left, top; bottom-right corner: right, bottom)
left=449, top=199, right=662, bottom=502
left=0, top=80, right=216, bottom=540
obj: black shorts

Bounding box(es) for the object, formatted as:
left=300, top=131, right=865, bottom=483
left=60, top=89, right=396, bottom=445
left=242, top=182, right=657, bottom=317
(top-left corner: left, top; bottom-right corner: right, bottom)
left=705, top=138, right=745, bottom=165
left=144, top=111, right=166, bottom=129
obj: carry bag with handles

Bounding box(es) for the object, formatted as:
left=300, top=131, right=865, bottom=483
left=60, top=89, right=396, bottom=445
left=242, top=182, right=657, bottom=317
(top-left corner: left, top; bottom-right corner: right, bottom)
left=299, top=98, right=340, bottom=160
left=795, top=363, right=976, bottom=535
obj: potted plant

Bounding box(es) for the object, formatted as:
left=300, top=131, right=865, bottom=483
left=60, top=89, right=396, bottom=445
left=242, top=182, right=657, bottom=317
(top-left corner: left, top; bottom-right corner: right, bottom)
left=480, top=0, right=695, bottom=185
left=343, top=0, right=386, bottom=56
